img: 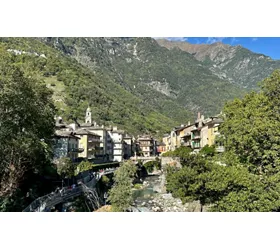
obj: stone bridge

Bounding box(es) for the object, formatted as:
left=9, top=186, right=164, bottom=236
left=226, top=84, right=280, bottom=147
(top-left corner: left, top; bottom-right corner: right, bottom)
left=130, top=156, right=161, bottom=165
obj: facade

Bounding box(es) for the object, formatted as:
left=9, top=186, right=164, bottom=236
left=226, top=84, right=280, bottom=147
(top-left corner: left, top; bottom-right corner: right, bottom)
left=206, top=117, right=224, bottom=152
left=79, top=108, right=111, bottom=160
left=53, top=130, right=81, bottom=162
left=156, top=142, right=166, bottom=155
left=180, top=122, right=194, bottom=148
left=123, top=134, right=133, bottom=159
left=74, top=129, right=102, bottom=159
left=170, top=130, right=177, bottom=151
left=162, top=134, right=171, bottom=151
left=161, top=112, right=225, bottom=154
left=137, top=135, right=155, bottom=157
left=108, top=126, right=124, bottom=162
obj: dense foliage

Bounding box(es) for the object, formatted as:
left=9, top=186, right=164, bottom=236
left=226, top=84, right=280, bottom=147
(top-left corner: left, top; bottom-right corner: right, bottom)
left=75, top=161, right=93, bottom=176
left=166, top=70, right=280, bottom=211
left=199, top=145, right=216, bottom=157
left=108, top=161, right=137, bottom=211
left=143, top=160, right=161, bottom=173
left=0, top=51, right=56, bottom=211
left=0, top=38, right=191, bottom=137
left=56, top=157, right=76, bottom=178
left=162, top=146, right=192, bottom=158
left=42, top=37, right=246, bottom=120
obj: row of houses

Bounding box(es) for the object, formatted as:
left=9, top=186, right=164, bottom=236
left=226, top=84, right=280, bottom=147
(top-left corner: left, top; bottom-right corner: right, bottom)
left=53, top=107, right=159, bottom=163
left=161, top=112, right=225, bottom=153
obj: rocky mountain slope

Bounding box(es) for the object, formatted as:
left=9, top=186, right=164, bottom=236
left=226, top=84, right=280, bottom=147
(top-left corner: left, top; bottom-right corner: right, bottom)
left=2, top=37, right=266, bottom=136
left=0, top=37, right=189, bottom=136
left=40, top=37, right=245, bottom=117
left=157, top=39, right=280, bottom=89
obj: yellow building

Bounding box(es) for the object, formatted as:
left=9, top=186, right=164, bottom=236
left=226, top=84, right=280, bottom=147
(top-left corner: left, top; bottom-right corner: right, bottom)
left=75, top=129, right=102, bottom=159
left=206, top=117, right=224, bottom=151
left=162, top=134, right=171, bottom=152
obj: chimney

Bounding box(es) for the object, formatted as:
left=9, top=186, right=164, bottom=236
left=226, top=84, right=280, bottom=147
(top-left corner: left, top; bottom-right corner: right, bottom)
left=197, top=112, right=201, bottom=119
left=188, top=121, right=191, bottom=126
left=201, top=115, right=204, bottom=121
left=181, top=124, right=184, bottom=127
left=113, top=126, right=117, bottom=131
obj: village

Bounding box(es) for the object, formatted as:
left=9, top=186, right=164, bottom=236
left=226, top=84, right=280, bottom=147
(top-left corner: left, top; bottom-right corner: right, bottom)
left=53, top=107, right=225, bottom=165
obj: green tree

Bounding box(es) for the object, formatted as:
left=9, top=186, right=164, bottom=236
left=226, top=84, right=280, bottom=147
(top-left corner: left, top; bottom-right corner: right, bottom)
left=166, top=70, right=280, bottom=212
left=162, top=146, right=192, bottom=158
left=108, top=161, right=137, bottom=212
left=56, top=157, right=76, bottom=178
left=0, top=52, right=56, bottom=210
left=144, top=160, right=161, bottom=173
left=75, top=161, right=93, bottom=176
left=199, top=145, right=216, bottom=157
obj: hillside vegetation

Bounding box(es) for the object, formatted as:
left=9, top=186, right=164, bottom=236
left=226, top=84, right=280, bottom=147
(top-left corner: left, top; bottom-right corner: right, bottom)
left=41, top=37, right=245, bottom=117
left=0, top=38, right=190, bottom=136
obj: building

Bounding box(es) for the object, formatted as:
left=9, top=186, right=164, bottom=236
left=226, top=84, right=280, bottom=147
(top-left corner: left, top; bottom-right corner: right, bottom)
left=180, top=121, right=194, bottom=148
left=162, top=134, right=171, bottom=151
left=206, top=117, right=224, bottom=152
left=190, top=113, right=205, bottom=152
left=123, top=134, right=133, bottom=159
left=137, top=135, right=155, bottom=157
left=74, top=128, right=102, bottom=159
left=161, top=112, right=225, bottom=154
left=53, top=130, right=81, bottom=162
left=108, top=126, right=124, bottom=162
left=156, top=142, right=166, bottom=155
left=79, top=107, right=111, bottom=161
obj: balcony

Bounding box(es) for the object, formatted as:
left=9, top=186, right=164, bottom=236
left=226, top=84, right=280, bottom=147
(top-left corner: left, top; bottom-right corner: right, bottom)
left=88, top=139, right=102, bottom=143
left=192, top=135, right=201, bottom=140
left=69, top=148, right=84, bottom=153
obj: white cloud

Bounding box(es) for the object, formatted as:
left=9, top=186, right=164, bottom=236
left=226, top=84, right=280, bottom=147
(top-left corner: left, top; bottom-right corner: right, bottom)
left=206, top=37, right=226, bottom=44
left=252, top=37, right=258, bottom=42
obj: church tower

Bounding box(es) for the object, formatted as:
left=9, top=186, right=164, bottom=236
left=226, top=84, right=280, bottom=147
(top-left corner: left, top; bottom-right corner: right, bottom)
left=85, top=107, right=92, bottom=124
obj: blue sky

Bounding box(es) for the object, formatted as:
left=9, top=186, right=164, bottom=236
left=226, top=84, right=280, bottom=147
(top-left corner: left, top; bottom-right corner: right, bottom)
left=159, top=37, right=280, bottom=60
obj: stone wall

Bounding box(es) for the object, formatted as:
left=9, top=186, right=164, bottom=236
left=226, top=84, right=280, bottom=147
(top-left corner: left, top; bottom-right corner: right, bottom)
left=161, top=157, right=182, bottom=168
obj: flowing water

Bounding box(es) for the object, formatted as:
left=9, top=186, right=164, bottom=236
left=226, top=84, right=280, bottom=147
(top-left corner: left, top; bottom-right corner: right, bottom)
left=132, top=174, right=162, bottom=211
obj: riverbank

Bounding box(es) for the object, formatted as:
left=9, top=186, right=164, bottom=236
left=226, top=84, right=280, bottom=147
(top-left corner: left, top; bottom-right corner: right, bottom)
left=132, top=171, right=205, bottom=212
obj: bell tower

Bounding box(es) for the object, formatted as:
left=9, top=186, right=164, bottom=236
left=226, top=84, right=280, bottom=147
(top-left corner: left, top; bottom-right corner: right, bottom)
left=85, top=107, right=92, bottom=124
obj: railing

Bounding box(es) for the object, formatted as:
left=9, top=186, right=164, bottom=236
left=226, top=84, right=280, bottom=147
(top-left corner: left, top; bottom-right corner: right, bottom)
left=23, top=168, right=117, bottom=212
left=69, top=148, right=84, bottom=153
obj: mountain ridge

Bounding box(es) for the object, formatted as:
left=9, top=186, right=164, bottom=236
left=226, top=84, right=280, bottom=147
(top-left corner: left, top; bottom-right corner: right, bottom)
left=40, top=37, right=245, bottom=117
left=156, top=38, right=280, bottom=89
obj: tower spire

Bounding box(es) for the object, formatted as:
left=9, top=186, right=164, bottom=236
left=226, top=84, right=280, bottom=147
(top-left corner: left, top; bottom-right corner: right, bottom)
left=85, top=106, right=92, bottom=124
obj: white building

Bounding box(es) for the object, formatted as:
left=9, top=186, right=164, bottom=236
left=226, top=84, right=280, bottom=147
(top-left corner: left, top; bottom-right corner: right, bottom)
left=108, top=126, right=124, bottom=162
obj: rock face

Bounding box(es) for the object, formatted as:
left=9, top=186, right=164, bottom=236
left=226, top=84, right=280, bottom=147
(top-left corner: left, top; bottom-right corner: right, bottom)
left=157, top=39, right=280, bottom=90
left=40, top=37, right=245, bottom=117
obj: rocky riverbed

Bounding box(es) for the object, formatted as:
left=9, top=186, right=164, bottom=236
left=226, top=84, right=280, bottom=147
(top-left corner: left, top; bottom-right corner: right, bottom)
left=131, top=172, right=204, bottom=212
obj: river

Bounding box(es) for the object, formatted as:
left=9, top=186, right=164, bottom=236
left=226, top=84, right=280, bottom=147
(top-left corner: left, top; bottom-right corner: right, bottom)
left=131, top=172, right=203, bottom=212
